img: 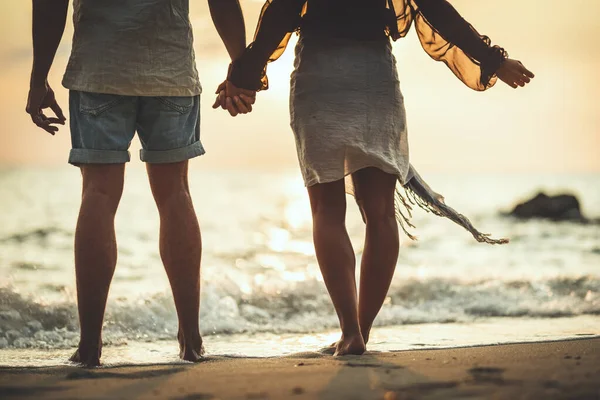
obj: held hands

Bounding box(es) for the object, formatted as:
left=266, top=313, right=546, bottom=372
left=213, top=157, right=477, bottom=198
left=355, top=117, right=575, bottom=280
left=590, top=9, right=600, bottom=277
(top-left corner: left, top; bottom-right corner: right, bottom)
left=496, top=58, right=535, bottom=89
left=212, top=80, right=256, bottom=117
left=26, top=82, right=66, bottom=135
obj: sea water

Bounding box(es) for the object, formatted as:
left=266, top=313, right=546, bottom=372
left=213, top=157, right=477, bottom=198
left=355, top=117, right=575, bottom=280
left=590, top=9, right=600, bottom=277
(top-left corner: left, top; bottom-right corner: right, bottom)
left=0, top=167, right=598, bottom=366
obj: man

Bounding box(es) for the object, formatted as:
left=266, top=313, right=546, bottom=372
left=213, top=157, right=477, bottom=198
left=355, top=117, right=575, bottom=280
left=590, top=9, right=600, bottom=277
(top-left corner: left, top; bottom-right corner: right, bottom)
left=26, top=0, right=254, bottom=367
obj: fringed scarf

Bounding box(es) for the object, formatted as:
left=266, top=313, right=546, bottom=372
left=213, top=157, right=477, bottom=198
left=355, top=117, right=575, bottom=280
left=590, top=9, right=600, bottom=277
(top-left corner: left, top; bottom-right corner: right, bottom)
left=397, top=167, right=508, bottom=244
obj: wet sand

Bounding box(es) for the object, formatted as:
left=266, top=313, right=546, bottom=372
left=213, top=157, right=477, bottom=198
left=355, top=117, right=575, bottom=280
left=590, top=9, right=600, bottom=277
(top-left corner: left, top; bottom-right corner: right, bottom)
left=0, top=338, right=598, bottom=400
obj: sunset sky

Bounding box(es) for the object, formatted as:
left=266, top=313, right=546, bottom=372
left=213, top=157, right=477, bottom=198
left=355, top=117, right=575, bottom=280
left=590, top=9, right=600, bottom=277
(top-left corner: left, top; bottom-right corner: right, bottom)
left=0, top=0, right=598, bottom=172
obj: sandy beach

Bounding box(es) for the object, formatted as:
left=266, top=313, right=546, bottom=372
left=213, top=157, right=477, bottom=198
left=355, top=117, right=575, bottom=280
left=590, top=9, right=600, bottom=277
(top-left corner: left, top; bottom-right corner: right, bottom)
left=0, top=338, right=598, bottom=400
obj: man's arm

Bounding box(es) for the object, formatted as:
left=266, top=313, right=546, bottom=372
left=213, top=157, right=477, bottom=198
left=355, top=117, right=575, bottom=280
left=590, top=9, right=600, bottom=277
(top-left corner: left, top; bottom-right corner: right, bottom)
left=208, top=0, right=256, bottom=116
left=208, top=0, right=246, bottom=61
left=31, top=0, right=69, bottom=87
left=27, top=0, right=69, bottom=134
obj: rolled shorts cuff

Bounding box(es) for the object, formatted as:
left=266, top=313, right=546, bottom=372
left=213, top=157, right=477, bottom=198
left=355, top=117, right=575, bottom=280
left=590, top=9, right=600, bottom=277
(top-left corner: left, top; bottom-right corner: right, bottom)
left=68, top=149, right=131, bottom=165
left=140, top=141, right=205, bottom=164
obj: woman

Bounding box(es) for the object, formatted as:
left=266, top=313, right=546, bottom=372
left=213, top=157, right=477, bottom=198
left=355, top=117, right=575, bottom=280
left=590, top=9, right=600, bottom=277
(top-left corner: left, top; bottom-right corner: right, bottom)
left=219, top=0, right=534, bottom=355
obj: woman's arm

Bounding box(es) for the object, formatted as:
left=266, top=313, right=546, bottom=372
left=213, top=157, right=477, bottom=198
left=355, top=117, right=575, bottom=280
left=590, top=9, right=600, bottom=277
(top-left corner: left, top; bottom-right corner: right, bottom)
left=412, top=0, right=505, bottom=71
left=228, top=0, right=306, bottom=90
left=413, top=0, right=534, bottom=89
left=407, top=0, right=534, bottom=89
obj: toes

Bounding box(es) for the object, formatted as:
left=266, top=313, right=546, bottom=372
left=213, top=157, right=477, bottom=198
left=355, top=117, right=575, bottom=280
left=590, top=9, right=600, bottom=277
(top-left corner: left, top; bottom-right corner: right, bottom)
left=68, top=349, right=81, bottom=363
left=320, top=346, right=336, bottom=355
left=333, top=336, right=366, bottom=356
left=69, top=349, right=101, bottom=367
left=319, top=341, right=339, bottom=355
left=180, top=348, right=205, bottom=362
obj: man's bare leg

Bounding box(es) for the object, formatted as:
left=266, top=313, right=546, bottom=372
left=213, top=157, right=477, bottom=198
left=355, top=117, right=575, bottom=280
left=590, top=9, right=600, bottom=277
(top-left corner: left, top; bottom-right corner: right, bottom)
left=70, top=164, right=125, bottom=367
left=353, top=167, right=399, bottom=346
left=308, top=180, right=365, bottom=356
left=147, top=161, right=203, bottom=362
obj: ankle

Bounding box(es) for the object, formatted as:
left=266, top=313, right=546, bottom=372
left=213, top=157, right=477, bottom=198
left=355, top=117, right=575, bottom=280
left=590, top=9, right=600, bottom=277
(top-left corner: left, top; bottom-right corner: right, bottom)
left=178, top=329, right=202, bottom=344
left=360, top=324, right=372, bottom=342
left=78, top=336, right=102, bottom=350
left=341, top=328, right=362, bottom=338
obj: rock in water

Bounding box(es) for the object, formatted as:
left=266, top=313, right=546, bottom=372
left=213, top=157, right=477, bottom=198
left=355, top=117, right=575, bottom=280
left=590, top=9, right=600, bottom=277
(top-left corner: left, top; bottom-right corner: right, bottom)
left=509, top=192, right=585, bottom=222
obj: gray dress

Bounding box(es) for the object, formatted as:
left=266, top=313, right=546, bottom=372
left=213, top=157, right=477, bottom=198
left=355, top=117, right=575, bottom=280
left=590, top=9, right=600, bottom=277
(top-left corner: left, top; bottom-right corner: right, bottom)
left=290, top=35, right=411, bottom=188
left=289, top=34, right=506, bottom=245
left=229, top=0, right=509, bottom=245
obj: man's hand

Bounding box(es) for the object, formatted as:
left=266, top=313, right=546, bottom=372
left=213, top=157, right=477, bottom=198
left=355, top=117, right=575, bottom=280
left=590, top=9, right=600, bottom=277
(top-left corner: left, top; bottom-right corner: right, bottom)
left=212, top=80, right=256, bottom=117
left=496, top=59, right=535, bottom=89
left=28, top=0, right=69, bottom=134
left=26, top=82, right=66, bottom=135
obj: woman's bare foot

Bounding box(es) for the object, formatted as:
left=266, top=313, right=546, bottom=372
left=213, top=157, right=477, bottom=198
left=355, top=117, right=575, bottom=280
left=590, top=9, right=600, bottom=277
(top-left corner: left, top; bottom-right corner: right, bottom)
left=322, top=332, right=368, bottom=356
left=333, top=333, right=366, bottom=356
left=177, top=329, right=205, bottom=362
left=320, top=341, right=338, bottom=355
left=362, top=329, right=371, bottom=346
left=69, top=342, right=102, bottom=367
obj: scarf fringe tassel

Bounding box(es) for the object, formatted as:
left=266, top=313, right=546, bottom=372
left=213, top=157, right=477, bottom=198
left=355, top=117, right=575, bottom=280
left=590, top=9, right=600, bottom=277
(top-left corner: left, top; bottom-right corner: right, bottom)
left=394, top=172, right=509, bottom=245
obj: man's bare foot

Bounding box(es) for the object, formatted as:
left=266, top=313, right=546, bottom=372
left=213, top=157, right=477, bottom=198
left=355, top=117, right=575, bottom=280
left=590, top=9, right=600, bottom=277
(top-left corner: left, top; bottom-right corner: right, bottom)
left=69, top=343, right=102, bottom=367
left=334, top=334, right=366, bottom=356
left=180, top=344, right=205, bottom=362
left=177, top=329, right=205, bottom=362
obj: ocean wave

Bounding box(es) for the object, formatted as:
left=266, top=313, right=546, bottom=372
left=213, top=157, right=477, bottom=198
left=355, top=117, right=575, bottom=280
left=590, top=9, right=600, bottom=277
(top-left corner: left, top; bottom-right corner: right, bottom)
left=0, top=276, right=598, bottom=349
left=0, top=227, right=72, bottom=244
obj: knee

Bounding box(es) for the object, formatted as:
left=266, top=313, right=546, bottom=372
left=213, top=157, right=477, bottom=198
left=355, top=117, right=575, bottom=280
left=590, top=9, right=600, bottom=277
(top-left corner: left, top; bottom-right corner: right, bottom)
left=360, top=200, right=396, bottom=226
left=153, top=184, right=191, bottom=211
left=81, top=182, right=123, bottom=214
left=147, top=163, right=191, bottom=208
left=80, top=165, right=124, bottom=210
left=311, top=197, right=346, bottom=225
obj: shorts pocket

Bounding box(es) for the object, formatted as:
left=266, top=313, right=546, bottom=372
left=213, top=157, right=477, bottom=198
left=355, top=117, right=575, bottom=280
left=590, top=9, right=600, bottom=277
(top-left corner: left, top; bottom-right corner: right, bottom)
left=79, top=92, right=128, bottom=117
left=156, top=96, right=195, bottom=114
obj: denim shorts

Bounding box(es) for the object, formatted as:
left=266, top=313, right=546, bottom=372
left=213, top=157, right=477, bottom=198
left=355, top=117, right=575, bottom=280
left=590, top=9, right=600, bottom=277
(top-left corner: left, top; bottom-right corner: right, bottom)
left=68, top=91, right=205, bottom=165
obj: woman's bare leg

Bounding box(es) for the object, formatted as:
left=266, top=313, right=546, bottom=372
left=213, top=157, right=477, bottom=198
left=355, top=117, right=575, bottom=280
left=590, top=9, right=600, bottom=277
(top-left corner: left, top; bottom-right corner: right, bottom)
left=308, top=180, right=365, bottom=356
left=353, top=167, right=399, bottom=345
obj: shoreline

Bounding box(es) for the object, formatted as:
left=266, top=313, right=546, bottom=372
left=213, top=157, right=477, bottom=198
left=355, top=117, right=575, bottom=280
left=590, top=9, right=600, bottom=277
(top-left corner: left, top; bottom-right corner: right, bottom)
left=1, top=315, right=599, bottom=368
left=1, top=338, right=598, bottom=399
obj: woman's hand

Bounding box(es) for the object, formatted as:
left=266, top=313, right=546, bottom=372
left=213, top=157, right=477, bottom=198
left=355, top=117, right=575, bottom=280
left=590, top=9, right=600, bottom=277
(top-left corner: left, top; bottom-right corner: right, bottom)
left=212, top=80, right=256, bottom=117
left=496, top=59, right=535, bottom=89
